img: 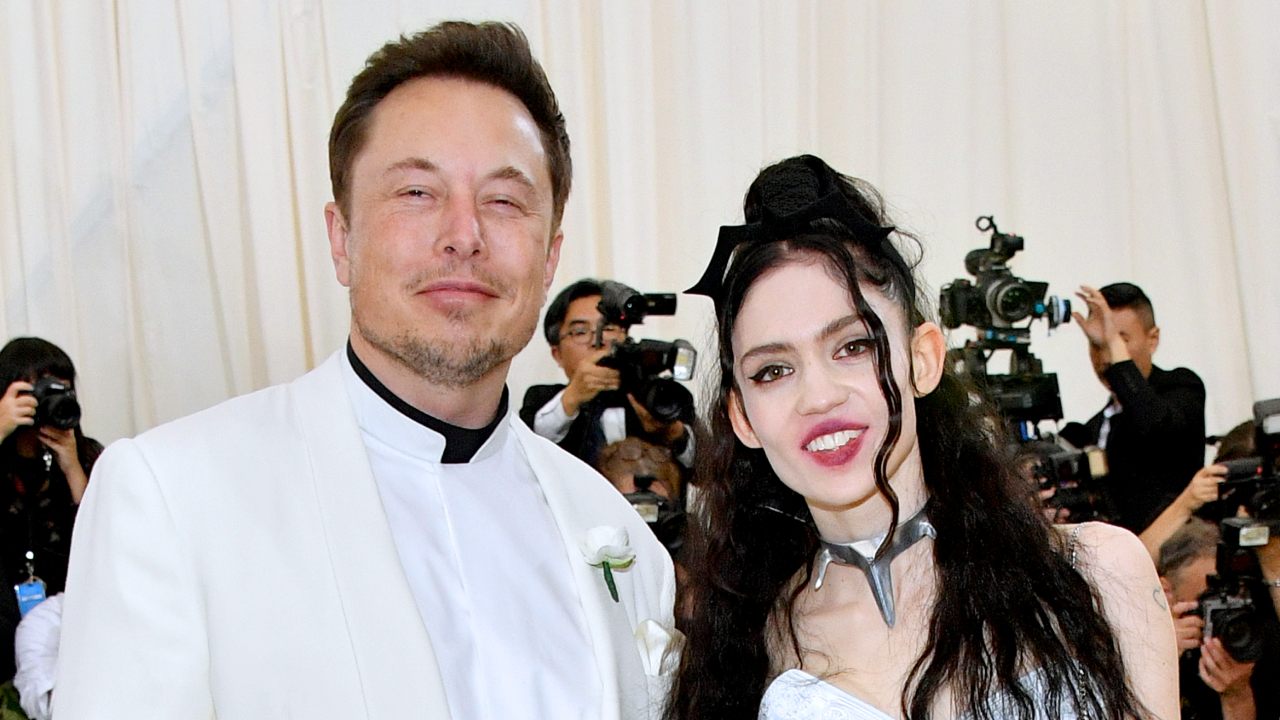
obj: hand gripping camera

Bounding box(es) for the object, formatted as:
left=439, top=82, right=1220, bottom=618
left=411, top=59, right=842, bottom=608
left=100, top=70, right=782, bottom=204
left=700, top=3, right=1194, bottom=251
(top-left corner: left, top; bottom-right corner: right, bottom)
left=1195, top=398, right=1280, bottom=663
left=592, top=281, right=698, bottom=425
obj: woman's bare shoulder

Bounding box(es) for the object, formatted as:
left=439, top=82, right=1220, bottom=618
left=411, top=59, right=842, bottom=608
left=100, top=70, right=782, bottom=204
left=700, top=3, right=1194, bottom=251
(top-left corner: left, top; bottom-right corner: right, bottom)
left=1054, top=523, right=1179, bottom=717
left=1055, top=521, right=1152, bottom=575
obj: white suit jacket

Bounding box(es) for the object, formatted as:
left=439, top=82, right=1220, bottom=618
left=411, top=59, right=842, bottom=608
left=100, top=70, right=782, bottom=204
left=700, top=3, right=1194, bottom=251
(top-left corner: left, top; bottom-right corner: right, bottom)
left=54, top=353, right=677, bottom=720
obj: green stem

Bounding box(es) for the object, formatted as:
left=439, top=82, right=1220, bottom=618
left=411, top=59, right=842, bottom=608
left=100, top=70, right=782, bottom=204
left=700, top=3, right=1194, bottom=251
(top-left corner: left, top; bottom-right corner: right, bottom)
left=603, top=561, right=619, bottom=602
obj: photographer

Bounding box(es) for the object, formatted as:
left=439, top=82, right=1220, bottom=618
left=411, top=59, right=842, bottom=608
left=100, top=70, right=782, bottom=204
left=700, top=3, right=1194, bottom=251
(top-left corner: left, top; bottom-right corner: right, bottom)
left=0, top=338, right=101, bottom=682
left=520, top=279, right=695, bottom=469
left=1159, top=520, right=1279, bottom=720
left=1141, top=421, right=1256, bottom=561
left=1061, top=283, right=1206, bottom=533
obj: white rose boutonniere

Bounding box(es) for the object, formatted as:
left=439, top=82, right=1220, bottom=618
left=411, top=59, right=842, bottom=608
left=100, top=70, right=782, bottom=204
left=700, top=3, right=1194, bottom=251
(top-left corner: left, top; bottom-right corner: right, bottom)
left=581, top=525, right=635, bottom=602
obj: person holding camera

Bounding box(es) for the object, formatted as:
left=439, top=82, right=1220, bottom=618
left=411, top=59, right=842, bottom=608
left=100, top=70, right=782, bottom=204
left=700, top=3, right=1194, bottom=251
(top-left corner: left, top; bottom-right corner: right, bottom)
left=1061, top=282, right=1206, bottom=533
left=1140, top=420, right=1258, bottom=561
left=1158, top=519, right=1279, bottom=720
left=521, top=279, right=695, bottom=469
left=0, top=338, right=101, bottom=683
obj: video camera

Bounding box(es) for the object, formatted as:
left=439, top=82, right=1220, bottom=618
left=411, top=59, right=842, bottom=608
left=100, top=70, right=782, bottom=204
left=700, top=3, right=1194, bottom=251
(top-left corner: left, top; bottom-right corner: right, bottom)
left=939, top=217, right=1071, bottom=332
left=1195, top=398, right=1280, bottom=662
left=939, top=217, right=1102, bottom=520
left=593, top=281, right=698, bottom=425
left=940, top=217, right=1072, bottom=431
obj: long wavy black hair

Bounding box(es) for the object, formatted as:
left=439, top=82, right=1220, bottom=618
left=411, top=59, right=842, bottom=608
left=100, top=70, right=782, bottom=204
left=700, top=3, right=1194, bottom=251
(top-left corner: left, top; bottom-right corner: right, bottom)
left=665, top=156, right=1146, bottom=720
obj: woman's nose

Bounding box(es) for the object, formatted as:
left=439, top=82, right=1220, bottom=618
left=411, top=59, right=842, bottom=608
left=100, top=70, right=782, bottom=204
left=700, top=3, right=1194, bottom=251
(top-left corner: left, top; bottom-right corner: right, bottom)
left=795, top=364, right=849, bottom=416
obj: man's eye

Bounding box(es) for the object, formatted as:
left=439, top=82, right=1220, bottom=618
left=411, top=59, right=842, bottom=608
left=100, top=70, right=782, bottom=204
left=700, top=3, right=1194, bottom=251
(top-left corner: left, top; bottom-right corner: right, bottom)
left=749, top=365, right=792, bottom=383
left=487, top=196, right=523, bottom=211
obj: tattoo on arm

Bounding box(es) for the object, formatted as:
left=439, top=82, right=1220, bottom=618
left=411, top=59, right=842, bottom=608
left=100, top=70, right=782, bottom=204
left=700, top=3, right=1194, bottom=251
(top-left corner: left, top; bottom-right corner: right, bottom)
left=1152, top=588, right=1167, bottom=611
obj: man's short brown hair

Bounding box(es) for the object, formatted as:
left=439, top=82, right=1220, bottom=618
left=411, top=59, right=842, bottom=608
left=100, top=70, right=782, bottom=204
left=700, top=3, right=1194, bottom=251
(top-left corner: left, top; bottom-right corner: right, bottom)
left=328, top=21, right=572, bottom=227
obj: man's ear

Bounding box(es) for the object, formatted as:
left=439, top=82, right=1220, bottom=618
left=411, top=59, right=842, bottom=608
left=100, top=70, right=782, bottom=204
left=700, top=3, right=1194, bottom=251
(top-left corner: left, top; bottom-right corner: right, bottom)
left=727, top=389, right=762, bottom=449
left=550, top=344, right=566, bottom=373
left=326, top=202, right=352, bottom=287
left=544, top=229, right=564, bottom=293
left=909, top=322, right=946, bottom=396
left=1147, top=325, right=1160, bottom=354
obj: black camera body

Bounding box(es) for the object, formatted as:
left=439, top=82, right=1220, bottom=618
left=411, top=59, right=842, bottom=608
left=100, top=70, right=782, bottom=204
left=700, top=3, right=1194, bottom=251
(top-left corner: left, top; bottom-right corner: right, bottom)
left=624, top=477, right=685, bottom=555
left=1022, top=438, right=1108, bottom=521
left=1195, top=398, right=1280, bottom=662
left=1197, top=585, right=1269, bottom=663
left=596, top=339, right=697, bottom=424
left=939, top=217, right=1070, bottom=331
left=593, top=281, right=698, bottom=425
left=27, top=376, right=81, bottom=430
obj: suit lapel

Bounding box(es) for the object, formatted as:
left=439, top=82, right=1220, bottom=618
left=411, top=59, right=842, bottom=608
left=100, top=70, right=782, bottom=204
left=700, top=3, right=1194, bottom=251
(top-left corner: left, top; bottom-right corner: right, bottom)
left=515, top=422, right=648, bottom=720
left=292, top=357, right=452, bottom=720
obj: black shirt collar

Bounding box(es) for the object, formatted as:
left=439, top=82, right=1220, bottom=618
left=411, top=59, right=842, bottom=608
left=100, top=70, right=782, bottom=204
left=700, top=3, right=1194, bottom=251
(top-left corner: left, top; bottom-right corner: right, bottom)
left=346, top=342, right=508, bottom=464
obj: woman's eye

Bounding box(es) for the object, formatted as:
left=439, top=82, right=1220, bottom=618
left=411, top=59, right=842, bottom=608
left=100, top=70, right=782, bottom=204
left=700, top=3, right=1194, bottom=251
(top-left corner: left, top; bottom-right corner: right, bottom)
left=402, top=188, right=431, bottom=198
left=836, top=339, right=874, bottom=358
left=749, top=365, right=792, bottom=383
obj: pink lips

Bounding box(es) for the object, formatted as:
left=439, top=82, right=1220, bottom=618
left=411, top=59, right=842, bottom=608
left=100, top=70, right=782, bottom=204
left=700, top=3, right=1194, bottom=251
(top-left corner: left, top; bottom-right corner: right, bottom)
left=801, top=419, right=869, bottom=468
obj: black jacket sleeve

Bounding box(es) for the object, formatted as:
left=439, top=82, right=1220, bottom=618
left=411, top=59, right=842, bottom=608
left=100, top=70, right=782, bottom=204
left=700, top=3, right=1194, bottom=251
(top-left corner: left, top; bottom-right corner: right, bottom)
left=519, top=384, right=567, bottom=429
left=1103, top=361, right=1205, bottom=441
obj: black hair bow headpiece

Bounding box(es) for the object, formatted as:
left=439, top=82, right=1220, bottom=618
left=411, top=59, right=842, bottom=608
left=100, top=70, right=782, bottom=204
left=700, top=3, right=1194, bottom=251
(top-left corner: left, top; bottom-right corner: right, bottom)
left=685, top=159, right=910, bottom=310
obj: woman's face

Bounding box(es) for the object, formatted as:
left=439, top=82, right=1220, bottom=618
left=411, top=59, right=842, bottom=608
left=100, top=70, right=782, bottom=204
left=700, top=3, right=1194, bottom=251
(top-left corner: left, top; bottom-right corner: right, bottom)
left=728, top=259, right=943, bottom=534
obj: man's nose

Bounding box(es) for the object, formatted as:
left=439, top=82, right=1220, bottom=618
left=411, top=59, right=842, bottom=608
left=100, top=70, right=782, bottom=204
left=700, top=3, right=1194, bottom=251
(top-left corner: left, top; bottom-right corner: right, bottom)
left=796, top=363, right=848, bottom=416
left=435, top=194, right=484, bottom=258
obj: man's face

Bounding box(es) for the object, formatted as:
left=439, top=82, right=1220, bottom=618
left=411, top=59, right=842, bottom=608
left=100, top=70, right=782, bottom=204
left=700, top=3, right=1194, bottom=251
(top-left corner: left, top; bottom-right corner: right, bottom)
left=326, top=77, right=562, bottom=388
left=1089, top=306, right=1159, bottom=385
left=1164, top=554, right=1215, bottom=605
left=550, top=295, right=627, bottom=378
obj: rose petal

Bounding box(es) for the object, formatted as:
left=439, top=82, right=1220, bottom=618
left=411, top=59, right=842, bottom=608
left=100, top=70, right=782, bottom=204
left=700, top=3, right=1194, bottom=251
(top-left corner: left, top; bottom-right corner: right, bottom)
left=582, top=526, right=635, bottom=566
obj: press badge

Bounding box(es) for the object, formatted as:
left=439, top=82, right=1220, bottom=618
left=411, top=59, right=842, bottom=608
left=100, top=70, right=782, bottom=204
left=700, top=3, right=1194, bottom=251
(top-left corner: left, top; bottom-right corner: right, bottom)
left=14, top=577, right=46, bottom=617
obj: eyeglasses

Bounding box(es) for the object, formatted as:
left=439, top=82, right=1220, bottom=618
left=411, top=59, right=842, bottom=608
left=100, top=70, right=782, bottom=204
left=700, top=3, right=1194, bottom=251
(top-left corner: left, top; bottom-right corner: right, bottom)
left=560, top=324, right=626, bottom=345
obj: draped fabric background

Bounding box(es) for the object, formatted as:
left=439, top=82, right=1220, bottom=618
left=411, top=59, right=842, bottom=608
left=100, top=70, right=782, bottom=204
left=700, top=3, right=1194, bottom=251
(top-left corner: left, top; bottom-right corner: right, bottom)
left=2, top=0, right=1277, bottom=445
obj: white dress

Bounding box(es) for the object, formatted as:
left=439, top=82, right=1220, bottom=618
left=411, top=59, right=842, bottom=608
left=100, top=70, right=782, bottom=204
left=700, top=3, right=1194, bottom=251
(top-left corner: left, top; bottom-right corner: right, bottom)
left=759, top=668, right=1083, bottom=720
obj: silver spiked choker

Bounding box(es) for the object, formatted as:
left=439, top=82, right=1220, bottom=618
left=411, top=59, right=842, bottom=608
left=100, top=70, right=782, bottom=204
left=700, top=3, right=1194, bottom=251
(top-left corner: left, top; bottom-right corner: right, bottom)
left=813, top=505, right=935, bottom=628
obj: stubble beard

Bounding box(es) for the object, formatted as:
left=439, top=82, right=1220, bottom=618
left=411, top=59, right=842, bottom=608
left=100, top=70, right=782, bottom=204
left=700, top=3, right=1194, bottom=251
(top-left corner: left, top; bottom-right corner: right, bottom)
left=350, top=271, right=542, bottom=391
left=358, top=321, right=512, bottom=389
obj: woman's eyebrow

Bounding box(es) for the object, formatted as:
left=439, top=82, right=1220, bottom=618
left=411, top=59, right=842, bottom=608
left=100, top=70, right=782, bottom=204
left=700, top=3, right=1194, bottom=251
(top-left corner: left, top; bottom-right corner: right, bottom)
left=817, top=314, right=860, bottom=342
left=738, top=314, right=862, bottom=367
left=738, top=342, right=791, bottom=367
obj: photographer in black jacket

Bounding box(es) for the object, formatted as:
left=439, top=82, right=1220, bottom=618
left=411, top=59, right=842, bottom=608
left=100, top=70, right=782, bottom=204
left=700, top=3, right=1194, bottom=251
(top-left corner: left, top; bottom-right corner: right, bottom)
left=520, top=279, right=694, bottom=470
left=1061, top=283, right=1206, bottom=533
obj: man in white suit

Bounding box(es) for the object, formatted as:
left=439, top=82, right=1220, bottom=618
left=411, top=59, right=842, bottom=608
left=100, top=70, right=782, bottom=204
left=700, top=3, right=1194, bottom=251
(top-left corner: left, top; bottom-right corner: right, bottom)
left=54, top=21, right=677, bottom=720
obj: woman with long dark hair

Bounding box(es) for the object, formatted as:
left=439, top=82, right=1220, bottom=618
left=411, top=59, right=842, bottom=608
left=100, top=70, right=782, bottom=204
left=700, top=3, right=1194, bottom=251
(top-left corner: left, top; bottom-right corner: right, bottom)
left=0, top=338, right=101, bottom=680
left=667, top=156, right=1177, bottom=720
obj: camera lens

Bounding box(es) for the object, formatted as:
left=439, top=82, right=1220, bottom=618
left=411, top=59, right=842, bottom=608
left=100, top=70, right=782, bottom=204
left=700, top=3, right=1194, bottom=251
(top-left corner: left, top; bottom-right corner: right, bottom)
left=31, top=377, right=82, bottom=430
left=43, top=394, right=82, bottom=430
left=990, top=281, right=1034, bottom=323
left=1214, top=607, right=1266, bottom=663
left=639, top=380, right=693, bottom=425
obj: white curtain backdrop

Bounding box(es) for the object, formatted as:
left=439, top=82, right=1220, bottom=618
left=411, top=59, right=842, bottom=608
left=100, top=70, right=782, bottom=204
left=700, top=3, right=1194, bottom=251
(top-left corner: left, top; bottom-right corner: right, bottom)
left=2, top=0, right=1277, bottom=445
